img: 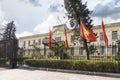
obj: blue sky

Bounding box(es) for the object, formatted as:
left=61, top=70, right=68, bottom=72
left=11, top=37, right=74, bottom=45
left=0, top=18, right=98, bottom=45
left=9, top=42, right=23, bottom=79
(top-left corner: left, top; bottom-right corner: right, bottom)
left=0, top=0, right=120, bottom=38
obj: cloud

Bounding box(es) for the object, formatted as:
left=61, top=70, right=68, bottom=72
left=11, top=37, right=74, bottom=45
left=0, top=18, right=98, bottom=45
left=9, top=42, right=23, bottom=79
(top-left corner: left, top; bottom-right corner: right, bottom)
left=0, top=10, right=4, bottom=18
left=34, top=14, right=60, bottom=34
left=49, top=3, right=61, bottom=12
left=0, top=8, right=5, bottom=24
left=16, top=31, right=33, bottom=38
left=34, top=13, right=67, bottom=34
left=48, top=0, right=63, bottom=13
left=91, top=1, right=120, bottom=20
left=1, top=0, right=48, bottom=33
left=1, top=0, right=120, bottom=37
left=33, top=0, right=65, bottom=34
left=114, top=0, right=120, bottom=5
left=20, top=0, right=42, bottom=7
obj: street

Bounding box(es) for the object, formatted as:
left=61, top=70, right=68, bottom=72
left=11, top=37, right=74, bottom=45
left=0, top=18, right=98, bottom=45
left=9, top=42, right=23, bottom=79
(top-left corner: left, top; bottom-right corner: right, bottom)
left=0, top=68, right=119, bottom=80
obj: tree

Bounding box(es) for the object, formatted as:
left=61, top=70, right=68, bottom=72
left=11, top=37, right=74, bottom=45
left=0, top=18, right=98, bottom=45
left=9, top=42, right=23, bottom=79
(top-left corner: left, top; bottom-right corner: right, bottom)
left=30, top=42, right=41, bottom=59
left=64, top=0, right=95, bottom=60
left=3, top=21, right=16, bottom=40
left=51, top=41, right=70, bottom=59
left=88, top=44, right=97, bottom=54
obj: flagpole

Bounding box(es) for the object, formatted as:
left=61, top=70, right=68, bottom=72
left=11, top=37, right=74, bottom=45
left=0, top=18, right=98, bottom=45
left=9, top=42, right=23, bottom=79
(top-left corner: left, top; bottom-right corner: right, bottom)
left=57, top=16, right=69, bottom=48
left=103, top=18, right=108, bottom=59
left=101, top=18, right=108, bottom=59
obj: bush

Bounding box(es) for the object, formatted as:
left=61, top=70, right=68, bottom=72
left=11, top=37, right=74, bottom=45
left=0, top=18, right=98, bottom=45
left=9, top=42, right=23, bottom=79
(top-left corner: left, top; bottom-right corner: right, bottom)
left=24, top=59, right=119, bottom=73
left=90, top=62, right=116, bottom=73
left=0, top=58, right=7, bottom=64
left=74, top=61, right=89, bottom=71
left=115, top=54, right=120, bottom=60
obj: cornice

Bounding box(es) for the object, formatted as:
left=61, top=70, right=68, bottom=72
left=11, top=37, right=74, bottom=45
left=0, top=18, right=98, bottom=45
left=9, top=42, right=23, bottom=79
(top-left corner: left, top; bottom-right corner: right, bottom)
left=93, top=22, right=120, bottom=29
left=19, top=33, right=48, bottom=39
left=19, top=22, right=120, bottom=40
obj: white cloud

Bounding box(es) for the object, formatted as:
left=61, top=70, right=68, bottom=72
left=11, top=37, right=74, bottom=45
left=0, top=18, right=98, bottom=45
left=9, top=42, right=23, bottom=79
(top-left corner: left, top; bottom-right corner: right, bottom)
left=16, top=31, right=33, bottom=38
left=90, top=0, right=120, bottom=26
left=0, top=8, right=5, bottom=25
left=34, top=14, right=64, bottom=34
left=83, top=0, right=102, bottom=10
left=0, top=10, right=4, bottom=18
left=1, top=0, right=120, bottom=36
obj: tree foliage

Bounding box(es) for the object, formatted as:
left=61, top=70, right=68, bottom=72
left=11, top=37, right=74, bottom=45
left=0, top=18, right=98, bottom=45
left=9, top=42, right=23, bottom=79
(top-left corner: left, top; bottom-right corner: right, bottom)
left=51, top=41, right=70, bottom=59
left=30, top=42, right=41, bottom=59
left=64, top=0, right=94, bottom=60
left=64, top=0, right=93, bottom=34
left=3, top=21, right=16, bottom=40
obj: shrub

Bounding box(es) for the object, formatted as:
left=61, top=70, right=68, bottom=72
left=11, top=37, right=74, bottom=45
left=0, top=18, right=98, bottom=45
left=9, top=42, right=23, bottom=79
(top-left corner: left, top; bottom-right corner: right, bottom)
left=115, top=54, right=120, bottom=60
left=0, top=58, right=7, bottom=64
left=24, top=59, right=119, bottom=73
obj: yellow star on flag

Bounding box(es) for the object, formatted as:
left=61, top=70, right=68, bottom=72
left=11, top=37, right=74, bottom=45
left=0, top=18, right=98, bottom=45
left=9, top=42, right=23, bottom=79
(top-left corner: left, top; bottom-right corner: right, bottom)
left=84, top=29, right=90, bottom=36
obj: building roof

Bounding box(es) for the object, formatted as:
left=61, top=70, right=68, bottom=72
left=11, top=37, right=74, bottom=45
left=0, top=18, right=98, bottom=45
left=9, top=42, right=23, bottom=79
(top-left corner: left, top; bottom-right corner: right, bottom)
left=19, top=24, right=70, bottom=39
left=19, top=22, right=120, bottom=39
left=93, top=22, right=120, bottom=29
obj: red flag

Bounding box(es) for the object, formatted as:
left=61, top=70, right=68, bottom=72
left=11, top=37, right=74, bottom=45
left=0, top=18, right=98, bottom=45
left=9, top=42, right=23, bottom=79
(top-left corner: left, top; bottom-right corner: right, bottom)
left=80, top=21, right=96, bottom=41
left=64, top=26, right=69, bottom=49
left=102, top=20, right=108, bottom=46
left=49, top=27, right=52, bottom=49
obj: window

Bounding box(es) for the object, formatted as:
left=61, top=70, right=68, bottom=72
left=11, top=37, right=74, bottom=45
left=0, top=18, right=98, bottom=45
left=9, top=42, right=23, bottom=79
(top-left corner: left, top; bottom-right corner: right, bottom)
left=23, top=41, right=26, bottom=48
left=33, top=40, right=35, bottom=44
left=55, top=37, right=61, bottom=42
left=112, top=45, right=117, bottom=54
left=100, top=32, right=103, bottom=41
left=100, top=46, right=105, bottom=55
left=79, top=47, right=83, bottom=55
left=28, top=50, right=30, bottom=56
left=39, top=39, right=41, bottom=45
left=71, top=35, right=75, bottom=43
left=28, top=40, right=31, bottom=46
left=71, top=47, right=74, bottom=55
left=112, top=31, right=118, bottom=40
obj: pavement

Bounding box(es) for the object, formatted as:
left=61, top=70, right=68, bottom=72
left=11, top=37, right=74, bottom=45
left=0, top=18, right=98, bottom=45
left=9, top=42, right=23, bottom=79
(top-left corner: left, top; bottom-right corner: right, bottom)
left=19, top=65, right=120, bottom=78
left=0, top=68, right=120, bottom=80
left=0, top=67, right=9, bottom=71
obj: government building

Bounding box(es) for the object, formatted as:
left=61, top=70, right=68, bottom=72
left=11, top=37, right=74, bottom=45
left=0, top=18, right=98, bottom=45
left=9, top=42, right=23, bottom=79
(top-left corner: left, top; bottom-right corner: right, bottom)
left=18, top=22, right=120, bottom=59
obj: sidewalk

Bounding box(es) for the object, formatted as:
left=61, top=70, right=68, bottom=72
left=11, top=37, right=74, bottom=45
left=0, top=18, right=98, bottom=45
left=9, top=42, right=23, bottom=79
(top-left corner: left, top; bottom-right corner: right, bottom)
left=0, top=69, right=120, bottom=80
left=19, top=65, right=120, bottom=78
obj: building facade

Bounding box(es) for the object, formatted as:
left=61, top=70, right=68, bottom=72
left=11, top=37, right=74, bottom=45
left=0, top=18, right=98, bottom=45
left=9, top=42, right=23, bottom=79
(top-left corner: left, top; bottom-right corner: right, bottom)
left=19, top=22, right=120, bottom=59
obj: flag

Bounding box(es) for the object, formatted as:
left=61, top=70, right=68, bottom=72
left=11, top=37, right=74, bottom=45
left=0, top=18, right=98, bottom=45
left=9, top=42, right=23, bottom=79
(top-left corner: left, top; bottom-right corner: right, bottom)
left=64, top=26, right=69, bottom=48
left=80, top=21, right=96, bottom=41
left=102, top=20, right=108, bottom=46
left=49, top=27, right=52, bottom=49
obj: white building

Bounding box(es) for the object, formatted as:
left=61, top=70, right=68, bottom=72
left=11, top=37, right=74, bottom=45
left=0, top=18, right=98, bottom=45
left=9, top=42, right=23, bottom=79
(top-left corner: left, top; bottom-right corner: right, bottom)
left=19, top=22, right=120, bottom=59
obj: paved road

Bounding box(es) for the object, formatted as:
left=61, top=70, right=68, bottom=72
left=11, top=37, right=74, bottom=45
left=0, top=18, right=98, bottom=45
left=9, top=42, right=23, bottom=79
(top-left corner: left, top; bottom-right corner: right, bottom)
left=0, top=69, right=119, bottom=80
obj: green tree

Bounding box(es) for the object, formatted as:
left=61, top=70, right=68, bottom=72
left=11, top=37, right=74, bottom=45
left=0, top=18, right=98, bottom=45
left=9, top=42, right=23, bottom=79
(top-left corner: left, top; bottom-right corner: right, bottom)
left=64, top=0, right=95, bottom=60
left=88, top=44, right=97, bottom=54
left=51, top=41, right=70, bottom=59
left=30, top=42, right=41, bottom=59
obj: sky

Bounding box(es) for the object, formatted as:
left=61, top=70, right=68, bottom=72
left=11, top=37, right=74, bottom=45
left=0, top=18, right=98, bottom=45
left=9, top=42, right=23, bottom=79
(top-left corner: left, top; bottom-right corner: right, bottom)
left=0, top=0, right=120, bottom=38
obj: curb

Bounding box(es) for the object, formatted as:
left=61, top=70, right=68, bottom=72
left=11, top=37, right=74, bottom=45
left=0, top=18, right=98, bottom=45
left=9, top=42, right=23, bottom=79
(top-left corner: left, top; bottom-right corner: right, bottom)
left=19, top=66, right=120, bottom=78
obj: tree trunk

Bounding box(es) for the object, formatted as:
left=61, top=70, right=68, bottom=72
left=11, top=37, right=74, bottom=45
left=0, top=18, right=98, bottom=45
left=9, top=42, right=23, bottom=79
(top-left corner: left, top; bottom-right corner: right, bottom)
left=83, top=39, right=90, bottom=60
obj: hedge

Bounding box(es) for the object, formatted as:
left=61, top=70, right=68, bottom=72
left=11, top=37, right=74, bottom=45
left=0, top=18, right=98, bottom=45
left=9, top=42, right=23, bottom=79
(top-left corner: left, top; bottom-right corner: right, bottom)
left=0, top=58, right=7, bottom=64
left=24, top=59, right=120, bottom=73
